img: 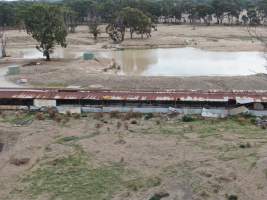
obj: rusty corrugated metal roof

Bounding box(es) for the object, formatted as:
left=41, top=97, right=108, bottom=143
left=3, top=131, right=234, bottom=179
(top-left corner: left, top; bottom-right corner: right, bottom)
left=0, top=88, right=266, bottom=103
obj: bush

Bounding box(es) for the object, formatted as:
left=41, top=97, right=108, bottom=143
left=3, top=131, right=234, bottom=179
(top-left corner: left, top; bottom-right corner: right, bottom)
left=47, top=108, right=57, bottom=119
left=94, top=112, right=104, bottom=120
left=182, top=115, right=194, bottom=122
left=72, top=113, right=81, bottom=119
left=228, top=195, right=238, bottom=200
left=110, top=111, right=120, bottom=118
left=144, top=113, right=154, bottom=120
left=124, top=112, right=143, bottom=120
left=35, top=112, right=45, bottom=120
left=130, top=120, right=138, bottom=125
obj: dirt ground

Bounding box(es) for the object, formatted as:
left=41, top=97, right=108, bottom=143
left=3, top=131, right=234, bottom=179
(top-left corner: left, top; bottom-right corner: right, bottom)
left=0, top=111, right=267, bottom=200
left=0, top=24, right=267, bottom=90
left=4, top=25, right=267, bottom=51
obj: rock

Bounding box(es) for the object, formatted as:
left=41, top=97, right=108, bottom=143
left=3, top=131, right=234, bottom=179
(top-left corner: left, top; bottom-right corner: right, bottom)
left=253, top=103, right=264, bottom=110
left=66, top=85, right=81, bottom=89
left=114, top=139, right=126, bottom=145
left=149, top=192, right=170, bottom=200
left=229, top=106, right=249, bottom=116
left=16, top=78, right=28, bottom=84
left=89, top=84, right=104, bottom=89
left=228, top=194, right=238, bottom=200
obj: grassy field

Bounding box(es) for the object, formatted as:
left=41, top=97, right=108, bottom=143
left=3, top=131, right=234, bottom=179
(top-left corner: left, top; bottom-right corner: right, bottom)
left=0, top=111, right=267, bottom=200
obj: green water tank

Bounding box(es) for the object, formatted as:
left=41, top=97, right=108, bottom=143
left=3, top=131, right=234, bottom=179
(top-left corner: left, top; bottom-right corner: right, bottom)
left=8, top=65, right=20, bottom=75
left=83, top=52, right=94, bottom=60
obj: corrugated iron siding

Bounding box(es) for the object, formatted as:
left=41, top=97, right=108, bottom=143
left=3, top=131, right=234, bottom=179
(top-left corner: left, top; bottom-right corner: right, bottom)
left=0, top=88, right=266, bottom=103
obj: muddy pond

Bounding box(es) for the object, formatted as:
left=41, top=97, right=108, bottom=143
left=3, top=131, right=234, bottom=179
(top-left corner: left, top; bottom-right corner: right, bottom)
left=6, top=47, right=267, bottom=77
left=98, top=47, right=267, bottom=76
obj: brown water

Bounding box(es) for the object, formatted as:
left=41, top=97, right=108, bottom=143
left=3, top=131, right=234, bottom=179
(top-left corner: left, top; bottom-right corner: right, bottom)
left=98, top=48, right=267, bottom=76
left=10, top=48, right=82, bottom=59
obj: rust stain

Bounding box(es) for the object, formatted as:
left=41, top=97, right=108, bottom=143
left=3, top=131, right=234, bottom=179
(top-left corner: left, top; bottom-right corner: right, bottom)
left=0, top=88, right=266, bottom=103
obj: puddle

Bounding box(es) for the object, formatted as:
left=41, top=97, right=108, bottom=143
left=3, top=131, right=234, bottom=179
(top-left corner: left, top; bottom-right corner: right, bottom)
left=11, top=48, right=82, bottom=59
left=98, top=48, right=267, bottom=76
left=0, top=66, right=23, bottom=88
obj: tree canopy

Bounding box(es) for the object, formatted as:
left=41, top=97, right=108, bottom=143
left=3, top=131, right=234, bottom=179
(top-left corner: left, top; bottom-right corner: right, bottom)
left=2, top=0, right=267, bottom=27
left=23, top=4, right=68, bottom=60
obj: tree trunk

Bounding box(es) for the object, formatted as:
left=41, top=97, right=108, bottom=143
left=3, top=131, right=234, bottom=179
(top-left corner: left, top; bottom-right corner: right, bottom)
left=121, top=32, right=125, bottom=41
left=70, top=26, right=75, bottom=33
left=46, top=52, right=50, bottom=61
left=2, top=48, right=6, bottom=57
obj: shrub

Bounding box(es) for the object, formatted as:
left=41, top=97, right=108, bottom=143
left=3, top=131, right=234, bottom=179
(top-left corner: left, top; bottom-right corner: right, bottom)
left=35, top=112, right=45, bottom=120
left=144, top=113, right=154, bottom=120
left=228, top=195, right=238, bottom=200
left=182, top=115, right=194, bottom=122
left=110, top=111, right=120, bottom=118
left=54, top=114, right=63, bottom=123
left=47, top=108, right=57, bottom=119
left=72, top=113, right=81, bottom=119
left=94, top=112, right=104, bottom=120
left=130, top=120, right=138, bottom=125
left=117, top=121, right=122, bottom=129
left=124, top=112, right=143, bottom=120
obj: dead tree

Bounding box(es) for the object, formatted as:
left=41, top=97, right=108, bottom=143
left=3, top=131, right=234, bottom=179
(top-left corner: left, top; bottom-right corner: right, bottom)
left=0, top=27, right=7, bottom=58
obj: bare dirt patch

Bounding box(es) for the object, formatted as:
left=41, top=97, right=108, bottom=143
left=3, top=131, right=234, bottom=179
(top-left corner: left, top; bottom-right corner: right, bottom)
left=4, top=25, right=267, bottom=51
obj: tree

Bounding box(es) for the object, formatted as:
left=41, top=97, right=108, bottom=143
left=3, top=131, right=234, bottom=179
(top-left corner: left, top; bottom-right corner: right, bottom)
left=23, top=4, right=68, bottom=60
left=64, top=0, right=95, bottom=24
left=247, top=5, right=260, bottom=25
left=241, top=14, right=249, bottom=24
left=0, top=2, right=16, bottom=27
left=117, top=7, right=152, bottom=39
left=62, top=7, right=78, bottom=33
left=89, top=21, right=101, bottom=40
left=211, top=0, right=227, bottom=24
left=195, top=2, right=214, bottom=25
left=106, top=21, right=126, bottom=43
left=257, top=0, right=267, bottom=20
left=0, top=28, right=7, bottom=58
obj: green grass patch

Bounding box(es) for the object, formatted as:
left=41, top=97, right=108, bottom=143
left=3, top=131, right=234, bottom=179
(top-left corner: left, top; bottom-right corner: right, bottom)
left=141, top=117, right=265, bottom=138
left=182, top=117, right=265, bottom=137
left=125, top=176, right=161, bottom=191
left=21, top=152, right=124, bottom=200
left=17, top=148, right=162, bottom=200
left=0, top=112, right=35, bottom=125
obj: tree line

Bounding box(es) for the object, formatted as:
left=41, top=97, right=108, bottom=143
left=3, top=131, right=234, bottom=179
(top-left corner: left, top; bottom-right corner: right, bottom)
left=2, top=0, right=267, bottom=28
